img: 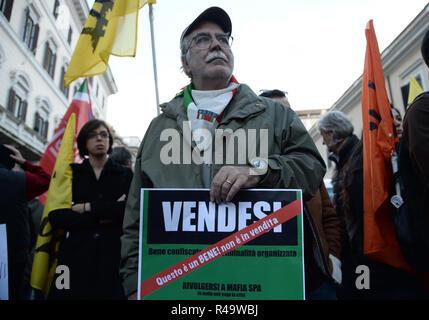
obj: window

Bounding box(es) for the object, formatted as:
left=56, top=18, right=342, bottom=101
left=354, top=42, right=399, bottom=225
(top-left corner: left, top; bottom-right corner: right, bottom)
left=8, top=72, right=31, bottom=122
left=43, top=42, right=56, bottom=79
left=7, top=88, right=27, bottom=121
left=22, top=8, right=39, bottom=54
left=34, top=112, right=49, bottom=139
left=73, top=83, right=79, bottom=98
left=34, top=97, right=51, bottom=139
left=0, top=0, right=13, bottom=21
left=60, top=65, right=69, bottom=98
left=400, top=73, right=424, bottom=110
left=67, top=26, right=73, bottom=45
left=53, top=0, right=59, bottom=19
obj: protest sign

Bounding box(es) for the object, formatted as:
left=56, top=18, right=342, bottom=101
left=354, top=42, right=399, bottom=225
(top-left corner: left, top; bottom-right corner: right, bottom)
left=0, top=224, right=8, bottom=300
left=138, top=189, right=304, bottom=300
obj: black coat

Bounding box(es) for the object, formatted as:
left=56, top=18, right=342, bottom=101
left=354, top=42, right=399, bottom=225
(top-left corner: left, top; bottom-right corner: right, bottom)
left=0, top=165, right=29, bottom=300
left=331, top=134, right=362, bottom=259
left=48, top=158, right=133, bottom=300
left=0, top=166, right=28, bottom=264
left=333, top=136, right=428, bottom=299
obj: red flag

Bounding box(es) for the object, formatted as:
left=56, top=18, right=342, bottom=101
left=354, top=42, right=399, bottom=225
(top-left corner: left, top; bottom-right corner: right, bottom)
left=361, top=20, right=408, bottom=270
left=38, top=79, right=93, bottom=203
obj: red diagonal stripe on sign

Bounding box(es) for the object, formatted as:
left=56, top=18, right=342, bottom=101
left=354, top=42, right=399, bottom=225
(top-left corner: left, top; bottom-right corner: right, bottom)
left=139, top=198, right=302, bottom=299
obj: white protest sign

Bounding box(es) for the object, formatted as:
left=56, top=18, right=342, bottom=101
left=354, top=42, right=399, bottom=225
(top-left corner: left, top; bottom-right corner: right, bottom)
left=0, top=224, right=8, bottom=300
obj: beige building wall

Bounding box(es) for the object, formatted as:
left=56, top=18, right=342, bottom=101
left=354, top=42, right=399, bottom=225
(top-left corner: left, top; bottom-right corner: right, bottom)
left=296, top=109, right=328, bottom=131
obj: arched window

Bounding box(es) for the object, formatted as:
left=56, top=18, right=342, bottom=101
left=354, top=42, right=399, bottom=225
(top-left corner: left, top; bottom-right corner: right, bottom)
left=53, top=0, right=60, bottom=19
left=43, top=36, right=58, bottom=79
left=7, top=71, right=31, bottom=122
left=60, top=64, right=69, bottom=98
left=21, top=4, right=40, bottom=55
left=0, top=0, right=13, bottom=21
left=33, top=97, right=51, bottom=139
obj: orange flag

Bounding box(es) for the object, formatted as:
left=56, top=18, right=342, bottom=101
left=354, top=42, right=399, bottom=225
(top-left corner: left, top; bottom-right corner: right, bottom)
left=361, top=20, right=408, bottom=270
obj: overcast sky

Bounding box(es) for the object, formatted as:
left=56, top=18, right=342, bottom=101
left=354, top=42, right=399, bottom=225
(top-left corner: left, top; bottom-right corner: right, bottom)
left=85, top=0, right=429, bottom=140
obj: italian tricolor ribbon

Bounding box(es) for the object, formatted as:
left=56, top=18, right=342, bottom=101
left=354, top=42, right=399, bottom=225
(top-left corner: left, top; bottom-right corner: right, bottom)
left=183, top=75, right=239, bottom=126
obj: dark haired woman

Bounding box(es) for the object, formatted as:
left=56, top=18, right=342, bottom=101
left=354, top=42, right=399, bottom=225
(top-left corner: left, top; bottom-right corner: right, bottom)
left=390, top=106, right=403, bottom=140
left=48, top=120, right=133, bottom=300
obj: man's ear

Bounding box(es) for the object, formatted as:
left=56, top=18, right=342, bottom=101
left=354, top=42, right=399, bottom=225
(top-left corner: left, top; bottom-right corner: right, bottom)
left=181, top=55, right=191, bottom=77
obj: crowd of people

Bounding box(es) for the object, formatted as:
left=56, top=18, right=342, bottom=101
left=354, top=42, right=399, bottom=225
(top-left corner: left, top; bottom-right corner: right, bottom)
left=1, top=6, right=428, bottom=300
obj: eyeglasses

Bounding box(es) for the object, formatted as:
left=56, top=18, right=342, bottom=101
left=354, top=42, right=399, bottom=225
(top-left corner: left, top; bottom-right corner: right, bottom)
left=189, top=33, right=233, bottom=50
left=88, top=131, right=109, bottom=140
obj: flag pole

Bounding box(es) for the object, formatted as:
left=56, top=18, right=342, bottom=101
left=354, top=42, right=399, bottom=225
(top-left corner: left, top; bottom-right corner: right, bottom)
left=149, top=3, right=160, bottom=116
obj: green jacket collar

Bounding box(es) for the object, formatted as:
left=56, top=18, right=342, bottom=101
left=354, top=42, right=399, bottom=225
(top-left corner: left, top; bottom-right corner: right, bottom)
left=161, top=84, right=266, bottom=125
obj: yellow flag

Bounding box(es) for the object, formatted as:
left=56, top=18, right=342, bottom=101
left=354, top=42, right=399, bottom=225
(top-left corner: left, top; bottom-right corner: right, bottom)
left=407, top=75, right=423, bottom=107
left=30, top=114, right=76, bottom=297
left=64, top=0, right=156, bottom=87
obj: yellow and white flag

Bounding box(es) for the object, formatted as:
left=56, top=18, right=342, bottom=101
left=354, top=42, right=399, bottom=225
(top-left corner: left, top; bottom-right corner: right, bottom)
left=407, top=75, right=423, bottom=107
left=30, top=114, right=76, bottom=297
left=64, top=0, right=156, bottom=87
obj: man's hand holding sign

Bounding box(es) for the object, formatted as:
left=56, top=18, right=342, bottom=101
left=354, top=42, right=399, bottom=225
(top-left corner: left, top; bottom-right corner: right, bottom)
left=210, top=165, right=263, bottom=204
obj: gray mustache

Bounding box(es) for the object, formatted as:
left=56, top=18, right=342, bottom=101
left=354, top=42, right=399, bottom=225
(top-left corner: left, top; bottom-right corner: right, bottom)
left=205, top=51, right=228, bottom=63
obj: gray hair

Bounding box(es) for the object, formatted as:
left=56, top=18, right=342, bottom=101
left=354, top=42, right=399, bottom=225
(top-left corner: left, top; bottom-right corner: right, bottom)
left=180, top=35, right=192, bottom=78
left=318, top=110, right=354, bottom=144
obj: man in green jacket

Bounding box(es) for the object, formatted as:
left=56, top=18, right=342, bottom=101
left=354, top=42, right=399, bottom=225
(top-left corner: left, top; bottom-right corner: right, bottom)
left=120, top=6, right=326, bottom=299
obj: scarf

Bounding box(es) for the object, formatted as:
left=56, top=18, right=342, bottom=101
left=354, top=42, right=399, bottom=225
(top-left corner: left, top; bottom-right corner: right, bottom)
left=183, top=76, right=239, bottom=148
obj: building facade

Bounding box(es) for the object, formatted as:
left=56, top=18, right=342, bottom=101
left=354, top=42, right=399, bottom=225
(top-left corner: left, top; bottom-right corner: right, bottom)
left=309, top=4, right=429, bottom=178
left=0, top=0, right=117, bottom=161
left=296, top=108, right=328, bottom=131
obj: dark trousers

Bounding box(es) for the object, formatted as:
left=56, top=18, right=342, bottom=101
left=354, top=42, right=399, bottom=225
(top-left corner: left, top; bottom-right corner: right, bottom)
left=9, top=261, right=26, bottom=300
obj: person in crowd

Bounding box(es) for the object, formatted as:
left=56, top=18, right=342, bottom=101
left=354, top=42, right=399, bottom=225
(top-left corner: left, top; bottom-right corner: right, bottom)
left=25, top=198, right=46, bottom=300
left=318, top=111, right=427, bottom=299
left=391, top=106, right=403, bottom=140
left=259, top=89, right=291, bottom=107
left=3, top=145, right=51, bottom=201
left=47, top=119, right=133, bottom=300
left=110, top=146, right=133, bottom=169
left=395, top=29, right=429, bottom=276
left=260, top=89, right=342, bottom=300
left=318, top=111, right=362, bottom=299
left=0, top=144, right=50, bottom=300
left=402, top=28, right=429, bottom=190
left=120, top=7, right=326, bottom=300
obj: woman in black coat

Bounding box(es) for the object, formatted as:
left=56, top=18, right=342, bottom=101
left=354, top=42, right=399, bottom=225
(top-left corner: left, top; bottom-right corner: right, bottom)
left=48, top=120, right=133, bottom=300
left=319, top=111, right=427, bottom=299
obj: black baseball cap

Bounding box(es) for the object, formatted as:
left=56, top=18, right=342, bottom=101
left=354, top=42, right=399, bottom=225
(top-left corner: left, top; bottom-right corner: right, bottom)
left=180, top=7, right=232, bottom=45
left=422, top=28, right=429, bottom=67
